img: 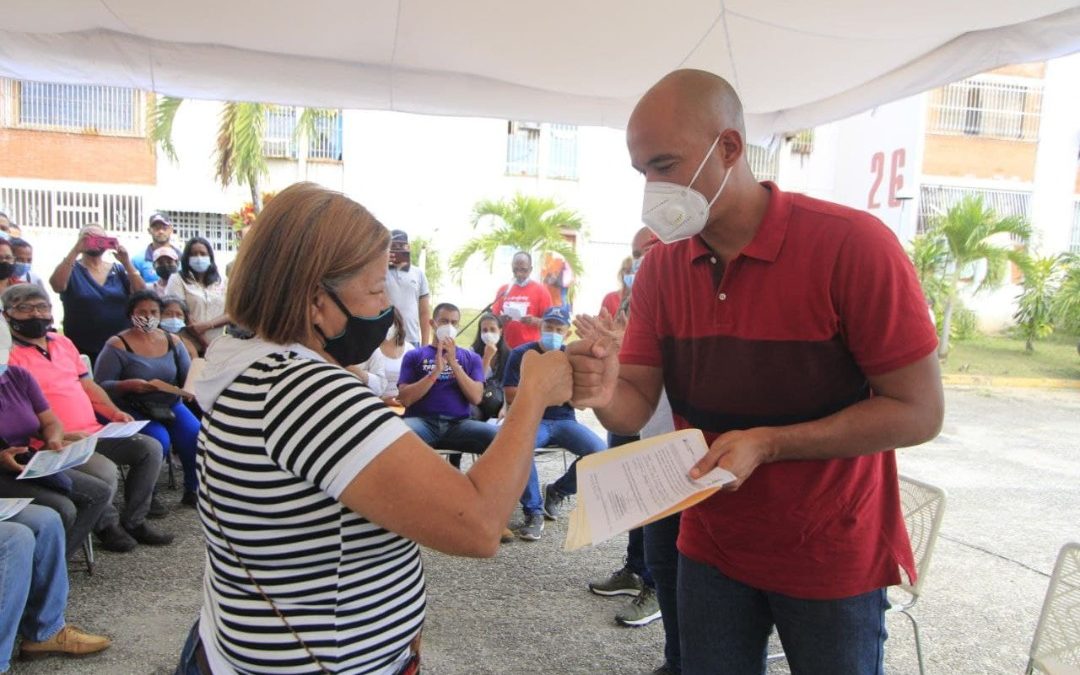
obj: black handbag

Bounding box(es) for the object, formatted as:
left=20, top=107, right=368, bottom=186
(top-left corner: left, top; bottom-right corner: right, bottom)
left=121, top=331, right=182, bottom=424
left=477, top=379, right=505, bottom=420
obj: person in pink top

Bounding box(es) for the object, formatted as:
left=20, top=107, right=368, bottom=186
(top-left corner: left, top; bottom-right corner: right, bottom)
left=492, top=251, right=552, bottom=349
left=3, top=284, right=174, bottom=551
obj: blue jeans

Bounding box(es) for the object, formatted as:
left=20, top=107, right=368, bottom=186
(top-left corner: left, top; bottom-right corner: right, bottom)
left=678, top=554, right=888, bottom=675
left=537, top=419, right=606, bottom=497
left=136, top=400, right=201, bottom=493
left=403, top=416, right=498, bottom=454
left=0, top=505, right=68, bottom=672
left=645, top=513, right=682, bottom=672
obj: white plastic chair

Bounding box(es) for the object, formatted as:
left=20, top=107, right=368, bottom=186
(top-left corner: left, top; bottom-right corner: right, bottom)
left=767, top=474, right=946, bottom=675
left=1026, top=542, right=1080, bottom=675
left=889, top=474, right=947, bottom=675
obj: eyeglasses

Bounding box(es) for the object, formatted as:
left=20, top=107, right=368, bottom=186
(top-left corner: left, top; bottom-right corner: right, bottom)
left=12, top=302, right=52, bottom=314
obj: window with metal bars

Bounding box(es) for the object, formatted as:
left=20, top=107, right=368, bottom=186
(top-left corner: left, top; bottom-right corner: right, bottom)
left=0, top=184, right=143, bottom=232
left=505, top=121, right=579, bottom=180
left=261, top=106, right=343, bottom=161
left=1, top=78, right=146, bottom=137
left=928, top=76, right=1042, bottom=141
left=159, top=211, right=238, bottom=253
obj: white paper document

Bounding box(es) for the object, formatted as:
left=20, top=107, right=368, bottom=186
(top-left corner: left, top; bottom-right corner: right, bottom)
left=92, top=421, right=149, bottom=439
left=16, top=437, right=97, bottom=480
left=503, top=301, right=528, bottom=321
left=564, top=429, right=735, bottom=551
left=0, top=498, right=34, bottom=522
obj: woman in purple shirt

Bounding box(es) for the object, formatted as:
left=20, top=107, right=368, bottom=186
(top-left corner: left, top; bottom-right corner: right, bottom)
left=0, top=319, right=118, bottom=556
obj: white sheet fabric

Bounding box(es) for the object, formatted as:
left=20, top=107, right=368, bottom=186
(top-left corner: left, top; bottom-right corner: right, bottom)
left=2, top=1, right=1080, bottom=137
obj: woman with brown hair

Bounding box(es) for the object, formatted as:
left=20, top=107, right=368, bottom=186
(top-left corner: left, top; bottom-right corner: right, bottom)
left=180, top=182, right=571, bottom=675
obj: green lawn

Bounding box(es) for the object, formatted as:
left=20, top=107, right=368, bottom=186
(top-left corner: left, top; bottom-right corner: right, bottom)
left=942, top=332, right=1080, bottom=380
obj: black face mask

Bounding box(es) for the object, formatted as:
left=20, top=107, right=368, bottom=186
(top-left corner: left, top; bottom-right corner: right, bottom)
left=83, top=249, right=104, bottom=258
left=313, top=288, right=394, bottom=367
left=9, top=316, right=52, bottom=339
left=155, top=264, right=177, bottom=281
left=0, top=262, right=13, bottom=280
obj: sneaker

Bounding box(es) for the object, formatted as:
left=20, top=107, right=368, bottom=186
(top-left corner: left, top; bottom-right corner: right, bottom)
left=124, top=522, right=175, bottom=546
left=95, top=525, right=136, bottom=553
left=181, top=490, right=198, bottom=507
left=516, top=513, right=544, bottom=541
left=650, top=665, right=677, bottom=675
left=147, top=495, right=167, bottom=519
left=19, top=625, right=111, bottom=659
left=588, top=565, right=644, bottom=597
left=615, top=586, right=662, bottom=627
left=542, top=483, right=567, bottom=520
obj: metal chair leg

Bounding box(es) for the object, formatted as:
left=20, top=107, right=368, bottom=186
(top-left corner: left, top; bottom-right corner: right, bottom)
left=900, top=608, right=925, bottom=675
left=83, top=534, right=95, bottom=576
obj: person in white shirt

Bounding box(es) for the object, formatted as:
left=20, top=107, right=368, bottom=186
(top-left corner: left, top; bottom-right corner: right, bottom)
left=384, top=230, right=431, bottom=348
left=164, top=237, right=228, bottom=354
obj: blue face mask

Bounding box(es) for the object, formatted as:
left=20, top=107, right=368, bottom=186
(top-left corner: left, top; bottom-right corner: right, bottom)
left=188, top=255, right=211, bottom=273
left=13, top=262, right=30, bottom=279
left=0, top=364, right=7, bottom=377
left=160, top=317, right=185, bottom=333
left=623, top=273, right=635, bottom=289
left=539, top=331, right=564, bottom=351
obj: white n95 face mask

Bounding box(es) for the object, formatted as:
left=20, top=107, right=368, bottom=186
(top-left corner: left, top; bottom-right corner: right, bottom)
left=435, top=324, right=458, bottom=342
left=641, top=134, right=732, bottom=244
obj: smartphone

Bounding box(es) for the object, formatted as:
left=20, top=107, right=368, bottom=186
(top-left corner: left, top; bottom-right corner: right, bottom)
left=85, top=234, right=120, bottom=251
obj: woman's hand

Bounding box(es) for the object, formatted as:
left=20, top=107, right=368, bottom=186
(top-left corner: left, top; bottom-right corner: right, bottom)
left=381, top=395, right=403, bottom=408
left=519, top=349, right=572, bottom=408
left=62, top=432, right=90, bottom=444
left=0, top=446, right=28, bottom=473
left=483, top=341, right=497, bottom=360
left=112, top=411, right=135, bottom=423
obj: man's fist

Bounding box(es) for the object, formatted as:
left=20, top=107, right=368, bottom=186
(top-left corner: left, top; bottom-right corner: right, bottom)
left=566, top=336, right=619, bottom=409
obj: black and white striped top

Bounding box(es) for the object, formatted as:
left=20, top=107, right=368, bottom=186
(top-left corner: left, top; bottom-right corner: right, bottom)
left=196, top=352, right=425, bottom=674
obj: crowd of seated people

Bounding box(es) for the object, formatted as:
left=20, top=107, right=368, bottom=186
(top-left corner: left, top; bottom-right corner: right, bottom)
left=0, top=207, right=627, bottom=670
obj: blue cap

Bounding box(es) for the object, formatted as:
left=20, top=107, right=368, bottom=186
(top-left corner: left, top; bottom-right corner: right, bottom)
left=541, top=306, right=570, bottom=325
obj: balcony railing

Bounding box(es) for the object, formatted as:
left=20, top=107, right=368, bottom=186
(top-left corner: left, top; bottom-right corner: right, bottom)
left=917, top=184, right=1031, bottom=236
left=262, top=106, right=343, bottom=161
left=746, top=144, right=779, bottom=183
left=928, top=76, right=1042, bottom=142
left=0, top=79, right=146, bottom=137
left=0, top=184, right=144, bottom=232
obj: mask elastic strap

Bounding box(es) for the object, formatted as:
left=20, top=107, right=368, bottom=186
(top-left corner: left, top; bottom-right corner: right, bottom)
left=686, top=134, right=723, bottom=192
left=707, top=165, right=734, bottom=209
left=321, top=286, right=355, bottom=319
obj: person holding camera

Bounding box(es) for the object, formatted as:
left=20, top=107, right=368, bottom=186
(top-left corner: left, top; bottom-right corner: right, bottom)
left=49, top=224, right=146, bottom=365
left=95, top=290, right=200, bottom=508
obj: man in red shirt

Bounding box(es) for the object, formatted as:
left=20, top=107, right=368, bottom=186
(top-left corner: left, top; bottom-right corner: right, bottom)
left=568, top=70, right=944, bottom=674
left=492, top=251, right=552, bottom=348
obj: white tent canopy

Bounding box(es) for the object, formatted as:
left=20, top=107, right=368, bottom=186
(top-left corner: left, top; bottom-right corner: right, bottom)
left=2, top=1, right=1080, bottom=137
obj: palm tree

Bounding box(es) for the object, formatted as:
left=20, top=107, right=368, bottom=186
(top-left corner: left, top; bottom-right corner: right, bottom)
left=151, top=97, right=330, bottom=214
left=449, top=194, right=584, bottom=282
left=934, top=195, right=1031, bottom=357
left=1013, top=254, right=1061, bottom=352
left=906, top=231, right=949, bottom=325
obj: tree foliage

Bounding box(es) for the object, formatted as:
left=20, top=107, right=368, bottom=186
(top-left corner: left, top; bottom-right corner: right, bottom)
left=930, top=195, right=1031, bottom=357
left=1013, top=254, right=1061, bottom=352
left=449, top=194, right=584, bottom=282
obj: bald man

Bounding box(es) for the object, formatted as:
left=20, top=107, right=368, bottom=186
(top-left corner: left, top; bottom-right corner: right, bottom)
left=569, top=69, right=943, bottom=674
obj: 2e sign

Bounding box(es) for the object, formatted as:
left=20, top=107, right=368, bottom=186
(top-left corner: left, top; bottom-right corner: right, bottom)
left=867, top=148, right=906, bottom=210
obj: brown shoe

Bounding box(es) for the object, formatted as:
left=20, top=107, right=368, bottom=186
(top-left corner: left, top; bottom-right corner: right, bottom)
left=500, top=527, right=515, bottom=543
left=20, top=625, right=111, bottom=659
